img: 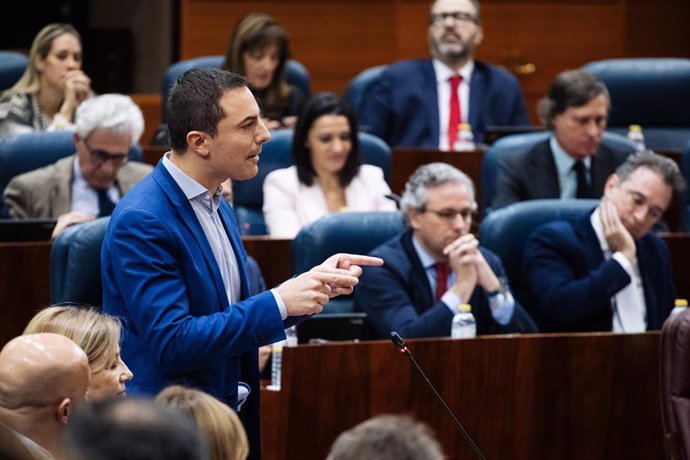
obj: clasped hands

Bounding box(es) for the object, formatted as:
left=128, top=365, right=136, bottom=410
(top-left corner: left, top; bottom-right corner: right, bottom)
left=443, top=234, right=500, bottom=300
left=60, top=70, right=92, bottom=120
left=276, top=253, right=383, bottom=316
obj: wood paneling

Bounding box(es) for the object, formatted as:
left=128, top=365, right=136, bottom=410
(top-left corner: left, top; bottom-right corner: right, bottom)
left=179, top=0, right=690, bottom=124
left=130, top=93, right=161, bottom=146
left=261, top=332, right=664, bottom=459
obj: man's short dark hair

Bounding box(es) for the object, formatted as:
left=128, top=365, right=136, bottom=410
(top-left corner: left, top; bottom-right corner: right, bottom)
left=326, top=414, right=445, bottom=460
left=537, top=70, right=609, bottom=129
left=167, top=67, right=247, bottom=152
left=615, top=150, right=686, bottom=194
left=61, top=397, right=208, bottom=460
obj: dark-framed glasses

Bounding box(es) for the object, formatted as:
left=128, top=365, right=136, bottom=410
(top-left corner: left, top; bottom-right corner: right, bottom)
left=423, top=207, right=475, bottom=222
left=83, top=140, right=129, bottom=167
left=430, top=11, right=478, bottom=25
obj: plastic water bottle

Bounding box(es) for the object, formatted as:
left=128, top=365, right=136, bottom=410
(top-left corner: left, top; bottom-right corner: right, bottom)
left=453, top=123, right=475, bottom=151
left=451, top=304, right=476, bottom=338
left=627, top=124, right=646, bottom=153
left=670, top=298, right=688, bottom=320
left=269, top=326, right=298, bottom=390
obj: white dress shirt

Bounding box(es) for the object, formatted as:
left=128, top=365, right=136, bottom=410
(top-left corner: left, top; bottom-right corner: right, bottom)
left=434, top=59, right=474, bottom=150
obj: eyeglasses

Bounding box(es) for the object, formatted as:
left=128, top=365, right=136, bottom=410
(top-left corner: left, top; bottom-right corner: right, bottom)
left=83, top=140, right=128, bottom=167
left=429, top=11, right=478, bottom=25
left=423, top=207, right=475, bottom=222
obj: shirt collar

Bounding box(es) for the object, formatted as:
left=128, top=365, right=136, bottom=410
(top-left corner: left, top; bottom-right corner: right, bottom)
left=590, top=206, right=611, bottom=255
left=433, top=59, right=474, bottom=85
left=412, top=234, right=438, bottom=270
left=550, top=135, right=591, bottom=176
left=162, top=152, right=223, bottom=212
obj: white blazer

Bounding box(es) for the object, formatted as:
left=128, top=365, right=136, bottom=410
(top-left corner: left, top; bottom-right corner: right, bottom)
left=263, top=164, right=397, bottom=238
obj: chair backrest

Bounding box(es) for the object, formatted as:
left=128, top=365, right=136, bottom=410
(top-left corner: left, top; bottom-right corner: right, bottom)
left=345, top=65, right=387, bottom=131
left=0, top=51, right=28, bottom=91
left=50, top=217, right=110, bottom=306
left=479, top=199, right=599, bottom=294
left=683, top=139, right=690, bottom=232
left=291, top=211, right=406, bottom=312
left=0, top=131, right=144, bottom=201
left=480, top=130, right=635, bottom=215
left=232, top=130, right=392, bottom=235
left=660, top=308, right=690, bottom=460
left=581, top=58, right=690, bottom=149
left=159, top=55, right=311, bottom=121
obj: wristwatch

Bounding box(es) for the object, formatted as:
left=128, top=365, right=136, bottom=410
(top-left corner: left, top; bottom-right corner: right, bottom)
left=486, top=281, right=508, bottom=298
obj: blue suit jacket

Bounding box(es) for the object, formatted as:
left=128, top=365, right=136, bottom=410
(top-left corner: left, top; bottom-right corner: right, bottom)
left=102, top=162, right=288, bottom=459
left=522, top=210, right=675, bottom=332
left=353, top=231, right=537, bottom=338
left=359, top=59, right=530, bottom=147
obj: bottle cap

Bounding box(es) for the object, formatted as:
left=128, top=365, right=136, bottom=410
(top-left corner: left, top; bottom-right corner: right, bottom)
left=675, top=299, right=688, bottom=307
left=458, top=123, right=471, bottom=131
left=458, top=304, right=472, bottom=312
left=628, top=124, right=642, bottom=132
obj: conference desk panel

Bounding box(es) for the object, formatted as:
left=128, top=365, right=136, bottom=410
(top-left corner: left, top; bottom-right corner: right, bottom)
left=261, top=332, right=663, bottom=459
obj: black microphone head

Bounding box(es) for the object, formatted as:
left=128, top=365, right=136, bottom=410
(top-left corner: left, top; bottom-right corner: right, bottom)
left=390, top=331, right=405, bottom=349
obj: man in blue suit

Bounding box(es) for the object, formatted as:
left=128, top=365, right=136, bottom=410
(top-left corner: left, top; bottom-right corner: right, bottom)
left=101, top=68, right=381, bottom=459
left=359, top=0, right=529, bottom=148
left=522, top=151, right=685, bottom=332
left=354, top=163, right=537, bottom=338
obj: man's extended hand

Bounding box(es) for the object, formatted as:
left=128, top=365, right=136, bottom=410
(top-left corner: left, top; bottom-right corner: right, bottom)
left=313, top=253, right=384, bottom=296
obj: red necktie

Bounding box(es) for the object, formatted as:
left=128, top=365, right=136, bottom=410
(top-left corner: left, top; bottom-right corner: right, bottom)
left=435, top=262, right=450, bottom=301
left=447, top=75, right=463, bottom=149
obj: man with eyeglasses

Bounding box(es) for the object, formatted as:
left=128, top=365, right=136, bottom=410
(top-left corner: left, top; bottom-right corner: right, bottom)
left=493, top=70, right=634, bottom=211
left=359, top=0, right=529, bottom=148
left=354, top=162, right=537, bottom=339
left=522, top=151, right=685, bottom=333
left=3, top=93, right=152, bottom=237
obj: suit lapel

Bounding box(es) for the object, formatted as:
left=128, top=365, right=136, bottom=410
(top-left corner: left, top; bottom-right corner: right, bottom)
left=401, top=232, right=435, bottom=313
left=530, top=141, right=561, bottom=198
left=51, top=156, right=74, bottom=217
left=635, top=237, right=658, bottom=329
left=152, top=164, right=229, bottom=304
left=422, top=62, right=441, bottom=144
left=574, top=211, right=606, bottom=271
left=468, top=66, right=485, bottom=131
left=591, top=145, right=612, bottom=196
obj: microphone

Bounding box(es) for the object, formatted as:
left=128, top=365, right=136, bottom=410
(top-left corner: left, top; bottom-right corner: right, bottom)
left=389, top=332, right=486, bottom=460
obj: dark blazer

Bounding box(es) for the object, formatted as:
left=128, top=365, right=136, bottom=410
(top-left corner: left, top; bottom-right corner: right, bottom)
left=522, top=210, right=675, bottom=332
left=102, top=162, right=296, bottom=459
left=493, top=139, right=631, bottom=209
left=359, top=59, right=529, bottom=147
left=353, top=230, right=537, bottom=338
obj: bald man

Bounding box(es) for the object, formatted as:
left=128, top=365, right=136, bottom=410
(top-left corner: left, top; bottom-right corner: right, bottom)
left=0, top=333, right=90, bottom=459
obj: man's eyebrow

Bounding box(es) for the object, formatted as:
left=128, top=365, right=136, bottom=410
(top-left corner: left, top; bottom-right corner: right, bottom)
left=237, top=115, right=258, bottom=127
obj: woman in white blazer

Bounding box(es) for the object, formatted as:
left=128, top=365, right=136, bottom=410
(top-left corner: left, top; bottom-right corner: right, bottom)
left=263, top=92, right=396, bottom=237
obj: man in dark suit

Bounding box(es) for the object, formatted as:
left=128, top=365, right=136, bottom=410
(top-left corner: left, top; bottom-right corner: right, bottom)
left=522, top=151, right=685, bottom=333
left=359, top=0, right=529, bottom=148
left=354, top=163, right=537, bottom=339
left=101, top=68, right=381, bottom=459
left=493, top=70, right=633, bottom=210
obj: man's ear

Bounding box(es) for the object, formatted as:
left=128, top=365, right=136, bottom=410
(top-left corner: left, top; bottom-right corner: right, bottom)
left=57, top=398, right=71, bottom=425
left=603, top=173, right=619, bottom=197
left=407, top=209, right=423, bottom=231
left=186, top=131, right=211, bottom=158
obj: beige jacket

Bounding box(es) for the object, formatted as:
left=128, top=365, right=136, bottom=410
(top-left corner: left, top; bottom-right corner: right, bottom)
left=3, top=155, right=153, bottom=218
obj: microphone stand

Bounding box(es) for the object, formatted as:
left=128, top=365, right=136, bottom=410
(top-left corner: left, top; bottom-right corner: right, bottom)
left=390, top=332, right=486, bottom=460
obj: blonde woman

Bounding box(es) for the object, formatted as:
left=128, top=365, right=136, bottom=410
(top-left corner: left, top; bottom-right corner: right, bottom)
left=0, top=23, right=92, bottom=138
left=23, top=305, right=132, bottom=400
left=156, top=385, right=249, bottom=460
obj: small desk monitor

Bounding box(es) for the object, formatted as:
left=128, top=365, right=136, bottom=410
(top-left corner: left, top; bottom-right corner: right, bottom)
left=296, top=313, right=367, bottom=344
left=0, top=219, right=56, bottom=242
